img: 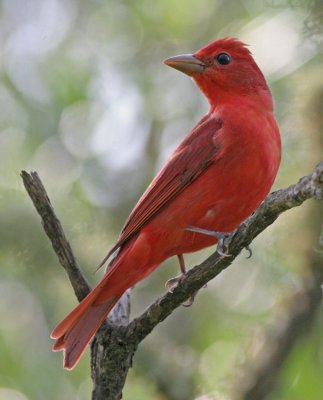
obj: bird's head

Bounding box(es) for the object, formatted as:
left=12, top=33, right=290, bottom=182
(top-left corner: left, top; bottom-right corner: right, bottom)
left=164, top=37, right=271, bottom=108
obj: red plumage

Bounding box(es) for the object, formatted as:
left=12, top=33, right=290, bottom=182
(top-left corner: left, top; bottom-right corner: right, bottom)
left=51, top=37, right=281, bottom=369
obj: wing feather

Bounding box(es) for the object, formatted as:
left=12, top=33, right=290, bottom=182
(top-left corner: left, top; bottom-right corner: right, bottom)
left=99, top=114, right=223, bottom=267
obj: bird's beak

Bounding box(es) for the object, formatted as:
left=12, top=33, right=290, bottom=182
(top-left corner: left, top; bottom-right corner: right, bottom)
left=164, top=54, right=205, bottom=76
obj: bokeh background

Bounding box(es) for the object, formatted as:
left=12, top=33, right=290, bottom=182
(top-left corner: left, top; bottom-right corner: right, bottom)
left=0, top=0, right=322, bottom=399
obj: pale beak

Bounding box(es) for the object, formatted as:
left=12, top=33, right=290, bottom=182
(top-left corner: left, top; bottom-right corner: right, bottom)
left=164, top=54, right=205, bottom=76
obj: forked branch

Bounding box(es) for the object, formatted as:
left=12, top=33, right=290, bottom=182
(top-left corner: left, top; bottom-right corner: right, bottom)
left=21, top=161, right=323, bottom=400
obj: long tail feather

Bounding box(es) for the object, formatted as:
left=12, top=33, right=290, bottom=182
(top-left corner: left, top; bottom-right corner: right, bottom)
left=51, top=251, right=129, bottom=370
left=51, top=239, right=144, bottom=370
left=51, top=295, right=119, bottom=370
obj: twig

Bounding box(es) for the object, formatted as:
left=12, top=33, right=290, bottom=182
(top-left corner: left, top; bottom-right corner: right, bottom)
left=21, top=171, right=91, bottom=301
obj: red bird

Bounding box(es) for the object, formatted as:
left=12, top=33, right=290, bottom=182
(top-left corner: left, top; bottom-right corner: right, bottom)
left=51, top=38, right=281, bottom=369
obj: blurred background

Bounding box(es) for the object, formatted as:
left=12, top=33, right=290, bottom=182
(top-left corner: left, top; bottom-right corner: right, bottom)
left=0, top=0, right=322, bottom=399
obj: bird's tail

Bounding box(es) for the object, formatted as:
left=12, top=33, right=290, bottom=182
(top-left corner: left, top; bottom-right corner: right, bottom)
left=51, top=232, right=154, bottom=370
left=51, top=250, right=130, bottom=370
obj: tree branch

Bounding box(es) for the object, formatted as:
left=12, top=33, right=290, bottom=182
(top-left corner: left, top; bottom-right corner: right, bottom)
left=21, top=171, right=91, bottom=302
left=21, top=161, right=323, bottom=400
left=126, top=161, right=323, bottom=346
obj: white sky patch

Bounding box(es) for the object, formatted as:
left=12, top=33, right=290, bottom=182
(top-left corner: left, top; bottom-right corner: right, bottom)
left=90, top=63, right=149, bottom=170
left=3, top=0, right=76, bottom=58
left=60, top=101, right=102, bottom=159
left=3, top=0, right=76, bottom=103
left=240, top=11, right=317, bottom=81
left=29, top=136, right=82, bottom=191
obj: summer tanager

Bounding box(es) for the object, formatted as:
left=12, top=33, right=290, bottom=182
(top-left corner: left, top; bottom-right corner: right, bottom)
left=51, top=38, right=281, bottom=369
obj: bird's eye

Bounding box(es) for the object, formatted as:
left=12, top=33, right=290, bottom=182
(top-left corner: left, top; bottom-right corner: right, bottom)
left=216, top=53, right=231, bottom=65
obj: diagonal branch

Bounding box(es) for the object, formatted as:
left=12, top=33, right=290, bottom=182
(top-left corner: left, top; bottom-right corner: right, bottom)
left=126, top=161, right=323, bottom=345
left=21, top=171, right=91, bottom=302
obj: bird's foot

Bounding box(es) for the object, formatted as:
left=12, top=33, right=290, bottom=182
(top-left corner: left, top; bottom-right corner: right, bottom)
left=182, top=293, right=196, bottom=307
left=165, top=275, right=183, bottom=293
left=165, top=254, right=187, bottom=293
left=165, top=253, right=206, bottom=307
left=165, top=253, right=209, bottom=306
left=165, top=275, right=196, bottom=306
left=186, top=226, right=232, bottom=257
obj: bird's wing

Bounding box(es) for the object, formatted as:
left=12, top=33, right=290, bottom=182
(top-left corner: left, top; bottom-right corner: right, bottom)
left=99, top=114, right=223, bottom=267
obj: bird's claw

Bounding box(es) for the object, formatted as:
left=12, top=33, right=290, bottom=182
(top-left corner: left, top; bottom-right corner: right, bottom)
left=186, top=226, right=232, bottom=257
left=165, top=275, right=183, bottom=293
left=245, top=245, right=252, bottom=259
left=182, top=294, right=196, bottom=307
left=216, top=233, right=232, bottom=257
left=165, top=276, right=206, bottom=307
left=165, top=275, right=194, bottom=306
